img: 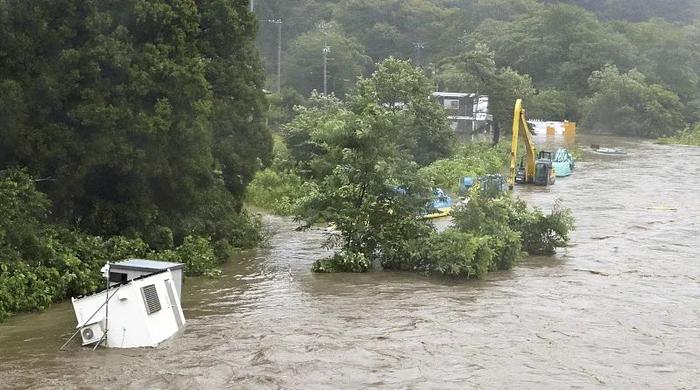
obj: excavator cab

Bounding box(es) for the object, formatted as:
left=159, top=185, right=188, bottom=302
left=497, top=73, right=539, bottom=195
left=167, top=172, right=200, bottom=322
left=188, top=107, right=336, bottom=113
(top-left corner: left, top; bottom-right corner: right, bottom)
left=535, top=150, right=556, bottom=186
left=537, top=151, right=553, bottom=160
left=534, top=160, right=555, bottom=186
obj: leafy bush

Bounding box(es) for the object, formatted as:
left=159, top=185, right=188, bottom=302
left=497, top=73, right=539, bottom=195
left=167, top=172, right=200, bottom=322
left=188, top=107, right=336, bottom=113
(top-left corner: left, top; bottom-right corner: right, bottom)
left=418, top=143, right=509, bottom=192
left=658, top=123, right=700, bottom=146
left=488, top=229, right=524, bottom=271
left=154, top=236, right=222, bottom=278
left=453, top=191, right=574, bottom=257
left=246, top=168, right=318, bottom=215
left=376, top=237, right=426, bottom=272
left=0, top=262, right=63, bottom=321
left=510, top=200, right=576, bottom=255
left=312, top=251, right=370, bottom=273
left=421, top=231, right=495, bottom=279
left=378, top=228, right=516, bottom=279
left=212, top=238, right=240, bottom=265
left=0, top=169, right=51, bottom=263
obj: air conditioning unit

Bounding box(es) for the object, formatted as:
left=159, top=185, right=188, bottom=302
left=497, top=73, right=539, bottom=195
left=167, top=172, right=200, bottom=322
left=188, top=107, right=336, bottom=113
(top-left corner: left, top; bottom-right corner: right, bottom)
left=79, top=322, right=104, bottom=346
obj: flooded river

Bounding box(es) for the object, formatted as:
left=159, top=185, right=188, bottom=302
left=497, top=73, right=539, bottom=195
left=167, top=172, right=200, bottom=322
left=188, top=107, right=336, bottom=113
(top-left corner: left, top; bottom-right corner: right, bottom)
left=1, top=138, right=699, bottom=389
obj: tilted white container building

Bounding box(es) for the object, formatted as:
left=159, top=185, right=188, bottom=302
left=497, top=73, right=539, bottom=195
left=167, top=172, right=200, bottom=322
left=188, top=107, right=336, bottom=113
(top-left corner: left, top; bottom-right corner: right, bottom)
left=71, top=260, right=186, bottom=348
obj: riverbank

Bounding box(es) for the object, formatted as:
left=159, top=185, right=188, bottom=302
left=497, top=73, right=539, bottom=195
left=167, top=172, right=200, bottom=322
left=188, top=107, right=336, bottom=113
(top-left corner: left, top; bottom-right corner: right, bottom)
left=658, top=123, right=700, bottom=146
left=0, top=169, right=265, bottom=322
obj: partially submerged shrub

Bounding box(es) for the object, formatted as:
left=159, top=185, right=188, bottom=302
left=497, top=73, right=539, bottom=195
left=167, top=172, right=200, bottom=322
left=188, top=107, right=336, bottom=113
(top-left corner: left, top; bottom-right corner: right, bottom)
left=658, top=123, right=700, bottom=146
left=451, top=192, right=526, bottom=269
left=0, top=262, right=63, bottom=321
left=312, top=251, right=370, bottom=273
left=377, top=237, right=427, bottom=272
left=488, top=229, right=524, bottom=271
left=314, top=191, right=573, bottom=277
left=514, top=201, right=575, bottom=255
left=421, top=231, right=495, bottom=279
left=453, top=191, right=574, bottom=257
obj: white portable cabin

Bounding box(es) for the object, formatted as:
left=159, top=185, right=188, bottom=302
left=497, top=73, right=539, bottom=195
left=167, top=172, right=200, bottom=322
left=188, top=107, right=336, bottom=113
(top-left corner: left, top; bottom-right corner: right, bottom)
left=71, top=261, right=186, bottom=348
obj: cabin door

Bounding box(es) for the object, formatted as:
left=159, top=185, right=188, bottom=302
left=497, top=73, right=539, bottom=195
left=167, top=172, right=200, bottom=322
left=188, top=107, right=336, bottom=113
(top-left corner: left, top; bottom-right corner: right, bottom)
left=164, top=279, right=185, bottom=329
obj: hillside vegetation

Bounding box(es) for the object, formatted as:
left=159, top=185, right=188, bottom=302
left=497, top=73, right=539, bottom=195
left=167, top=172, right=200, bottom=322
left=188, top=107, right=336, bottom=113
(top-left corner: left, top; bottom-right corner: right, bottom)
left=256, top=0, right=700, bottom=138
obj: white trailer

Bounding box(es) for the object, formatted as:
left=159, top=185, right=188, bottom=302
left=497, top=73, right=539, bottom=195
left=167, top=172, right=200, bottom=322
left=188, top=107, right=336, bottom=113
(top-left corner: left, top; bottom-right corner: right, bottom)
left=71, top=263, right=185, bottom=349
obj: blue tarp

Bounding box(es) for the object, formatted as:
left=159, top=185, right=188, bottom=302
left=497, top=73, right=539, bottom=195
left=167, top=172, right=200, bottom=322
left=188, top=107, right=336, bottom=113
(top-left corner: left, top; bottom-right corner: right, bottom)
left=552, top=149, right=574, bottom=177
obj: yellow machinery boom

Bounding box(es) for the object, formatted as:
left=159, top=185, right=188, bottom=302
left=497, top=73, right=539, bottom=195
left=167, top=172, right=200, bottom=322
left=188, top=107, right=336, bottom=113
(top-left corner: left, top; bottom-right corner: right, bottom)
left=508, top=99, right=537, bottom=189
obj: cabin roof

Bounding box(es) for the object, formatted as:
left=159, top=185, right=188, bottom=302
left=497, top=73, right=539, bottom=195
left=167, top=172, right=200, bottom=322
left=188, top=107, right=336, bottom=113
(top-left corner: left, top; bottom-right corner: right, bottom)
left=111, top=258, right=184, bottom=272
left=432, top=92, right=472, bottom=98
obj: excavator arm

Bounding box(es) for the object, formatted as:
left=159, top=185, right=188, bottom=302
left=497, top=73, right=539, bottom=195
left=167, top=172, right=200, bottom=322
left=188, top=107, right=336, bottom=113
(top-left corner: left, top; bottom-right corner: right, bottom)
left=508, top=99, right=537, bottom=189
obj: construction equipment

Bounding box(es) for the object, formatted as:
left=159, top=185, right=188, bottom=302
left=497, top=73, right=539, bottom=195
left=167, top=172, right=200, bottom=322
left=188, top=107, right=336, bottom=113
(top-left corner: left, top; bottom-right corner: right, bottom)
left=421, top=188, right=453, bottom=219
left=508, top=99, right=556, bottom=189
left=459, top=175, right=508, bottom=198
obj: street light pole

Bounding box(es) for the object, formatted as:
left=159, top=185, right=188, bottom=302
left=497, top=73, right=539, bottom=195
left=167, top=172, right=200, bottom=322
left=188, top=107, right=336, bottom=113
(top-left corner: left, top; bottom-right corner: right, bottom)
left=322, top=42, right=330, bottom=95
left=413, top=42, right=425, bottom=67
left=276, top=20, right=281, bottom=93
left=264, top=19, right=283, bottom=93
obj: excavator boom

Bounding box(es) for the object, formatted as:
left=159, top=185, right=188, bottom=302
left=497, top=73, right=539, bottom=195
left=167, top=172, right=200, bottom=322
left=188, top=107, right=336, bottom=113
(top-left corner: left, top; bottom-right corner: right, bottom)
left=508, top=99, right=537, bottom=189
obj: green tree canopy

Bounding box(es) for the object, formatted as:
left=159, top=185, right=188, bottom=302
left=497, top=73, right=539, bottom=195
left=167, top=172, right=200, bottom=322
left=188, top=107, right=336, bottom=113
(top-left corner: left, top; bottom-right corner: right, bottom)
left=351, top=58, right=454, bottom=165
left=469, top=4, right=638, bottom=94
left=437, top=44, right=537, bottom=130
left=580, top=65, right=684, bottom=137
left=0, top=0, right=271, bottom=246
left=614, top=19, right=700, bottom=121
left=333, top=0, right=452, bottom=62
left=548, top=0, right=700, bottom=22
left=291, top=63, right=436, bottom=261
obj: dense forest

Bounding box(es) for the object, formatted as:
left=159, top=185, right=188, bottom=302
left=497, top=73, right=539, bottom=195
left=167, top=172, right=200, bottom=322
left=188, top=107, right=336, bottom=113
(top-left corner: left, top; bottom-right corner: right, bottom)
left=255, top=0, right=700, bottom=137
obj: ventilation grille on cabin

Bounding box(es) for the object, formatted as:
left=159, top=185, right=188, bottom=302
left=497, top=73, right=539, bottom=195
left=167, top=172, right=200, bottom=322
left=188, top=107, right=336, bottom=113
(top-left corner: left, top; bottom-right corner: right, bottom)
left=141, top=284, right=161, bottom=315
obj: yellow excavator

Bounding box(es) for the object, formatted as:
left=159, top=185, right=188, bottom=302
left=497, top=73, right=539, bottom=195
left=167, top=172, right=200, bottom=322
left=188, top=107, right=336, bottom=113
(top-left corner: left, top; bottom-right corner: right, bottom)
left=508, top=99, right=556, bottom=190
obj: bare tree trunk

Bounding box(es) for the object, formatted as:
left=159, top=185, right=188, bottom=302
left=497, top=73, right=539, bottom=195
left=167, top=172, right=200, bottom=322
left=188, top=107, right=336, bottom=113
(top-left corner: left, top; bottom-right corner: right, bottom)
left=492, top=121, right=500, bottom=145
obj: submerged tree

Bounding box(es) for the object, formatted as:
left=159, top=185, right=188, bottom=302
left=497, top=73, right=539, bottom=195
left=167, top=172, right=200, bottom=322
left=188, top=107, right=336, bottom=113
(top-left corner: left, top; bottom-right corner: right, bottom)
left=293, top=59, right=444, bottom=268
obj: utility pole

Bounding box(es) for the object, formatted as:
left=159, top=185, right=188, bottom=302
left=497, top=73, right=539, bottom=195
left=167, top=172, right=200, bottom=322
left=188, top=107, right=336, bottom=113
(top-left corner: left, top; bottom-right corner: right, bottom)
left=413, top=42, right=425, bottom=67
left=276, top=19, right=282, bottom=93
left=264, top=19, right=283, bottom=93
left=322, top=41, right=330, bottom=95
left=250, top=0, right=254, bottom=12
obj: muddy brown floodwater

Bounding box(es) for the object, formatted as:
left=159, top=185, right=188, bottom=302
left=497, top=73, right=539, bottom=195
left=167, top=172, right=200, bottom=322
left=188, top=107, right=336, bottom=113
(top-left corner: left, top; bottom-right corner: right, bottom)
left=1, top=137, right=699, bottom=389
